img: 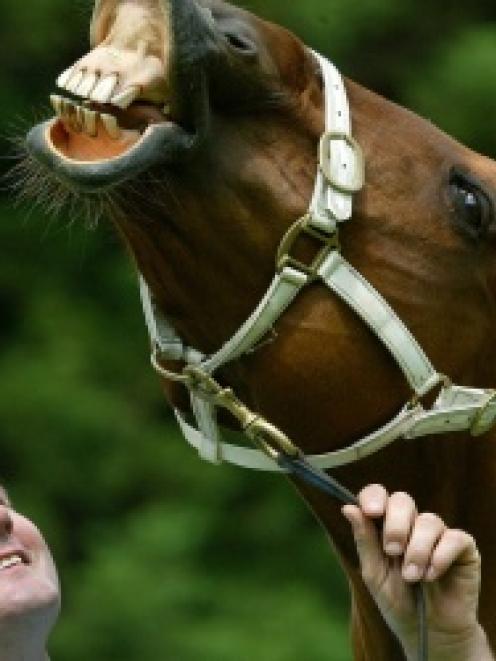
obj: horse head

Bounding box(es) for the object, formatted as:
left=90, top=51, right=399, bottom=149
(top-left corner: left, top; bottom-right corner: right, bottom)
left=25, top=1, right=496, bottom=658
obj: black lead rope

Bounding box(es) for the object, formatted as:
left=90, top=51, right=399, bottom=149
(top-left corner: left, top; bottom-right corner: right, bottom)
left=277, top=454, right=428, bottom=661
left=180, top=367, right=428, bottom=661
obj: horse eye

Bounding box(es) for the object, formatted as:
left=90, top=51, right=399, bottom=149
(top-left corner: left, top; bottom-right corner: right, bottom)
left=449, top=173, right=493, bottom=237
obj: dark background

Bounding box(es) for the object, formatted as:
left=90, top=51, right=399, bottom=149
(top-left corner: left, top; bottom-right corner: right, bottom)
left=1, top=1, right=495, bottom=658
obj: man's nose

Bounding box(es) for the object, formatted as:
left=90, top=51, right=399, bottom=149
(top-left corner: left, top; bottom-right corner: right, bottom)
left=0, top=506, right=13, bottom=538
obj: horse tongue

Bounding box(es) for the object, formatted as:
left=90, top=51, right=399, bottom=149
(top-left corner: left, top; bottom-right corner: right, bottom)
left=119, top=102, right=168, bottom=128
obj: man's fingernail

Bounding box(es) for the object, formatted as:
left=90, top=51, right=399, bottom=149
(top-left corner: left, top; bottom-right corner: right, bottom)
left=403, top=564, right=422, bottom=581
left=385, top=542, right=403, bottom=556
left=367, top=500, right=383, bottom=514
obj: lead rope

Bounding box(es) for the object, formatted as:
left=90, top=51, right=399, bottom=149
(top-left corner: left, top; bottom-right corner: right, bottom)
left=276, top=454, right=428, bottom=661
left=179, top=366, right=428, bottom=661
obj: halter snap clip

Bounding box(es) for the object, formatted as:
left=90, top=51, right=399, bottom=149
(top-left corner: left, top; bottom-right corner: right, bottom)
left=184, top=366, right=300, bottom=460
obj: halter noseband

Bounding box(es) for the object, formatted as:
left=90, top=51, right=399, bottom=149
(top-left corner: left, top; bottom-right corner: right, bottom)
left=138, top=49, right=496, bottom=471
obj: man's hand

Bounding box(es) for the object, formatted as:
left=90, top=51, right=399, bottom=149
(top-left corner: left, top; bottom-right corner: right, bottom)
left=342, top=484, right=493, bottom=661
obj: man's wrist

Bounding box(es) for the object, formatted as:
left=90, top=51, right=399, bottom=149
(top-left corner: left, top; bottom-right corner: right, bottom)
left=405, top=624, right=493, bottom=661
left=462, top=625, right=494, bottom=661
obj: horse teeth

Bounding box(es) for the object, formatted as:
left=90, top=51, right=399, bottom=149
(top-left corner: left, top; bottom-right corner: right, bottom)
left=65, top=70, right=85, bottom=94
left=50, top=94, right=63, bottom=116
left=56, top=66, right=75, bottom=90
left=50, top=94, right=121, bottom=139
left=111, top=86, right=139, bottom=109
left=61, top=100, right=82, bottom=132
left=75, top=72, right=99, bottom=98
left=76, top=105, right=85, bottom=128
left=101, top=113, right=121, bottom=139
left=82, top=108, right=98, bottom=137
left=90, top=74, right=118, bottom=104
left=61, top=98, right=75, bottom=117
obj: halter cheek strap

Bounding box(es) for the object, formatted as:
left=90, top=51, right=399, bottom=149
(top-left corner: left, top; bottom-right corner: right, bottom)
left=139, top=50, right=496, bottom=471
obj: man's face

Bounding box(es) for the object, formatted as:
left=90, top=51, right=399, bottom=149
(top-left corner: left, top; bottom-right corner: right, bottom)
left=0, top=486, right=60, bottom=628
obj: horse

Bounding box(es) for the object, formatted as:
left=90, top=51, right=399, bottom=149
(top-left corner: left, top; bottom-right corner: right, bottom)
left=24, top=1, right=496, bottom=659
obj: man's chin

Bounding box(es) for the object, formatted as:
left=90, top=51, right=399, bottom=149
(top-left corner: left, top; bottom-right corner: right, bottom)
left=0, top=573, right=61, bottom=628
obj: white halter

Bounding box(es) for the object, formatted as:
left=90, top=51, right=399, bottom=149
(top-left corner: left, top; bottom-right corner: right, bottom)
left=139, top=51, right=496, bottom=471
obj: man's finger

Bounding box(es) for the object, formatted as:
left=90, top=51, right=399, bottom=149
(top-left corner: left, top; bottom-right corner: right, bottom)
left=426, top=529, right=480, bottom=582
left=358, top=484, right=388, bottom=518
left=383, top=491, right=417, bottom=558
left=402, top=512, right=445, bottom=582
left=342, top=504, right=385, bottom=590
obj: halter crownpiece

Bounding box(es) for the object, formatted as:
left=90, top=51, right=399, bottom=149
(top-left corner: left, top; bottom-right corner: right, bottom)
left=139, top=50, right=496, bottom=471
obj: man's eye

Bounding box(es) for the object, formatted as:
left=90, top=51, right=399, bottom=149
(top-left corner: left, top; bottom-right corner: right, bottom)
left=449, top=173, right=493, bottom=238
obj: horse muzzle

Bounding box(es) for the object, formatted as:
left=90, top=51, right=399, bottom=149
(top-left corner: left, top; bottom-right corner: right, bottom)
left=26, top=0, right=216, bottom=191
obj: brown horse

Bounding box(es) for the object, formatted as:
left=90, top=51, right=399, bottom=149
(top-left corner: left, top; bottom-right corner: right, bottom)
left=25, top=1, right=496, bottom=659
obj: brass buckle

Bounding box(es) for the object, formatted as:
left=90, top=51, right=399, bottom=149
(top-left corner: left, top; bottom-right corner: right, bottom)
left=184, top=366, right=300, bottom=459
left=319, top=132, right=365, bottom=194
left=276, top=215, right=339, bottom=279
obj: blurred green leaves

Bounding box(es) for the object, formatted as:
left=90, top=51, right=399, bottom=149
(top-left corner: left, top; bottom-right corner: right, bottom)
left=54, top=502, right=351, bottom=661
left=0, top=203, right=351, bottom=659
left=404, top=25, right=496, bottom=154
left=1, top=0, right=495, bottom=659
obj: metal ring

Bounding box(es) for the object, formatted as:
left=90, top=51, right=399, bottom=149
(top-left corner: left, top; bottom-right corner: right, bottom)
left=150, top=347, right=189, bottom=384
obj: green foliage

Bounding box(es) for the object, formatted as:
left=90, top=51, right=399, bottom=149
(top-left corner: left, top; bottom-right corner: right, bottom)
left=0, top=0, right=495, bottom=659
left=404, top=26, right=496, bottom=154
left=53, top=502, right=350, bottom=661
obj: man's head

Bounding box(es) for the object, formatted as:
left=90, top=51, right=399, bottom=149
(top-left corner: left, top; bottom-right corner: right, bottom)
left=0, top=486, right=60, bottom=656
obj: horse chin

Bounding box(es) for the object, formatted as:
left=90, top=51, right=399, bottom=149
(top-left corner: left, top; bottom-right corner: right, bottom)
left=26, top=109, right=201, bottom=192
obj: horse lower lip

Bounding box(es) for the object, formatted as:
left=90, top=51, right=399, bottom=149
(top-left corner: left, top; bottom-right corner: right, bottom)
left=26, top=117, right=197, bottom=191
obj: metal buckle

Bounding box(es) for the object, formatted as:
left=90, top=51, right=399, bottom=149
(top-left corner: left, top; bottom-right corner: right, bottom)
left=276, top=215, right=339, bottom=278
left=184, top=366, right=300, bottom=459
left=319, top=131, right=365, bottom=194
